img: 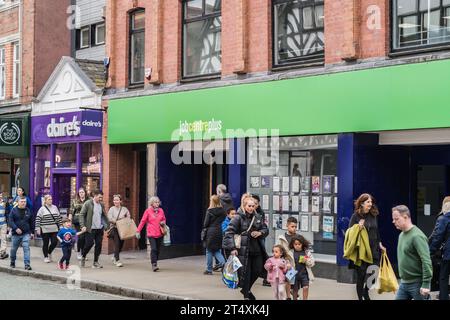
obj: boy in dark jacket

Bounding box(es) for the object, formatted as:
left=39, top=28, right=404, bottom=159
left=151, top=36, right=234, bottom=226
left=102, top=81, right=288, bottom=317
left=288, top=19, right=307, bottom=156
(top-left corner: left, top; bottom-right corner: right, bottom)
left=8, top=197, right=33, bottom=270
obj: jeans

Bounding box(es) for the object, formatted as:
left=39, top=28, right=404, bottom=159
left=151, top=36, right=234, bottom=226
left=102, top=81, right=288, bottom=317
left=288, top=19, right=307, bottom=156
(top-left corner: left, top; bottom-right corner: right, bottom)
left=83, top=228, right=104, bottom=262
left=42, top=232, right=58, bottom=258
left=0, top=224, right=7, bottom=254
left=60, top=246, right=72, bottom=265
left=395, top=281, right=429, bottom=300
left=439, top=260, right=450, bottom=300
left=206, top=249, right=225, bottom=272
left=149, top=237, right=163, bottom=265
left=10, top=234, right=31, bottom=266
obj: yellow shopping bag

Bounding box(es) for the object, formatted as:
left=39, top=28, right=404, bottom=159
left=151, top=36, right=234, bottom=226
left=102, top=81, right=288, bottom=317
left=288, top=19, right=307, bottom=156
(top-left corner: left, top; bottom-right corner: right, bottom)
left=376, top=250, right=399, bottom=294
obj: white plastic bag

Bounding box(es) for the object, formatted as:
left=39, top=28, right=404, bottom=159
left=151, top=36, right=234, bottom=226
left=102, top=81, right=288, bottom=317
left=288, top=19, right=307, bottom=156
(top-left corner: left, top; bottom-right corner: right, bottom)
left=222, top=255, right=242, bottom=289
left=163, top=225, right=171, bottom=246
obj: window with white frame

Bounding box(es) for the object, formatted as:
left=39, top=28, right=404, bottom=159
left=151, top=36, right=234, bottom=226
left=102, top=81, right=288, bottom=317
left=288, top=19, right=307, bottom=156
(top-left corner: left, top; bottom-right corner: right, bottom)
left=393, top=0, right=450, bottom=50
left=80, top=27, right=90, bottom=49
left=95, top=23, right=105, bottom=45
left=13, top=43, right=19, bottom=98
left=0, top=47, right=5, bottom=99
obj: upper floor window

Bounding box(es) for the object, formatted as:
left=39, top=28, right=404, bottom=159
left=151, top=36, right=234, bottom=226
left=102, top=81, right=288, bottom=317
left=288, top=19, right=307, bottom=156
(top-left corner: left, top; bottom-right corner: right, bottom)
left=0, top=47, right=5, bottom=99
left=393, top=0, right=450, bottom=50
left=129, top=10, right=145, bottom=85
left=80, top=27, right=90, bottom=49
left=13, top=42, right=19, bottom=98
left=95, top=23, right=105, bottom=45
left=273, top=0, right=324, bottom=67
left=183, top=0, right=222, bottom=78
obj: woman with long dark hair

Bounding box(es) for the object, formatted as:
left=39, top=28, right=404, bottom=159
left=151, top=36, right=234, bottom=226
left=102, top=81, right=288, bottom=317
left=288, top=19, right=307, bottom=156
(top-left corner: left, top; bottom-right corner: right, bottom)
left=348, top=193, right=386, bottom=300
left=69, top=187, right=88, bottom=260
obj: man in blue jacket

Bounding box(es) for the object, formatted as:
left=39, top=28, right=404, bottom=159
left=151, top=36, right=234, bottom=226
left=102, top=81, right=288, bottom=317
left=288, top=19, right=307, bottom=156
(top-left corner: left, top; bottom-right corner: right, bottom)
left=8, top=197, right=33, bottom=270
left=429, top=201, right=450, bottom=300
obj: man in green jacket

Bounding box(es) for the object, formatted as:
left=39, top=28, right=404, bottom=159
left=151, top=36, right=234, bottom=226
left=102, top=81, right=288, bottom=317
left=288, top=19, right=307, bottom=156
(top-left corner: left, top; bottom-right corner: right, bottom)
left=392, top=205, right=432, bottom=300
left=80, top=190, right=108, bottom=269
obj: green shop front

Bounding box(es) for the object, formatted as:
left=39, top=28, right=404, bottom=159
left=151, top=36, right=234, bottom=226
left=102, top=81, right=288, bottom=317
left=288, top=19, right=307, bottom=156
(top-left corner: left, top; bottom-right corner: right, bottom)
left=108, top=59, right=450, bottom=282
left=0, top=114, right=30, bottom=201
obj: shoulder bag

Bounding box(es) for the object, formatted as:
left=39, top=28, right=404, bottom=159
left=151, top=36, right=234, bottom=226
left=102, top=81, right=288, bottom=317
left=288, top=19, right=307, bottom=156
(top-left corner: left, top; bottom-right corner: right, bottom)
left=106, top=207, right=121, bottom=238
left=234, top=215, right=255, bottom=249
left=44, top=206, right=61, bottom=232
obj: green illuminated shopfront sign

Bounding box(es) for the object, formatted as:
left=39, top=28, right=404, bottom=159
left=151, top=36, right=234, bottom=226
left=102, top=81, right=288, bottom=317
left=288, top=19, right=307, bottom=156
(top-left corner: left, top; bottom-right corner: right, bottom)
left=108, top=59, right=450, bottom=144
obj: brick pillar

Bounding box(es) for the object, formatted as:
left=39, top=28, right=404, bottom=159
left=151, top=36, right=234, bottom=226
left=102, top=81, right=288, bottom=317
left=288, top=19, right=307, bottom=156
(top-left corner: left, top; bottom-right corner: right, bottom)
left=4, top=43, right=13, bottom=99
left=147, top=0, right=163, bottom=84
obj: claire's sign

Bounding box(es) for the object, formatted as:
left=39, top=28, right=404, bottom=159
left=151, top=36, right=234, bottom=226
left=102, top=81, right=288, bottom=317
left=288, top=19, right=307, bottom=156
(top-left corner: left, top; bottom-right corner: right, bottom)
left=0, top=120, right=22, bottom=146
left=31, top=111, right=102, bottom=144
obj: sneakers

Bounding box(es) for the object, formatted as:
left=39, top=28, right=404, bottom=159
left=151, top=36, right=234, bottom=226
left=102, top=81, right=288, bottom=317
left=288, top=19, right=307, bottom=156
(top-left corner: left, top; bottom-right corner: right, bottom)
left=114, top=260, right=123, bottom=267
left=213, top=264, right=222, bottom=272
left=65, top=264, right=70, bottom=270
left=80, top=257, right=86, bottom=268
left=152, top=264, right=159, bottom=272
left=10, top=262, right=15, bottom=268
left=203, top=270, right=213, bottom=275
left=92, top=262, right=103, bottom=269
left=77, top=253, right=82, bottom=261
left=44, top=257, right=50, bottom=263
left=0, top=252, right=8, bottom=260
left=58, top=263, right=64, bottom=270
left=24, top=265, right=32, bottom=271
left=111, top=257, right=116, bottom=263
left=48, top=254, right=53, bottom=262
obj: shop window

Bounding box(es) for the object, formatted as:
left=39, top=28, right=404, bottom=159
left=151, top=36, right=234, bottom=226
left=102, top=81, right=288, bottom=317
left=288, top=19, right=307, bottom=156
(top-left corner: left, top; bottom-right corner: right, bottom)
left=0, top=46, right=5, bottom=99
left=247, top=135, right=338, bottom=257
left=34, top=145, right=51, bottom=197
left=129, top=10, right=145, bottom=85
left=183, top=0, right=222, bottom=78
left=393, top=0, right=450, bottom=51
left=55, top=144, right=76, bottom=169
left=82, top=142, right=102, bottom=197
left=0, top=158, right=11, bottom=197
left=273, top=0, right=324, bottom=67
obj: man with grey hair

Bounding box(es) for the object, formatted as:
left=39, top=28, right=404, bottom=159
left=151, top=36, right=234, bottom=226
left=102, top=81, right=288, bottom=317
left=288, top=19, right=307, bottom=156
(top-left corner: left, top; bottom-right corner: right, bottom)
left=216, top=184, right=233, bottom=213
left=392, top=205, right=432, bottom=300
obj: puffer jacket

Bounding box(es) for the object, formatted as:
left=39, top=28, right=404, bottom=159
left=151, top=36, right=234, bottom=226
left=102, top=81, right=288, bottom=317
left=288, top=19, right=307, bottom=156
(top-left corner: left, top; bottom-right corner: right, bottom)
left=429, top=211, right=450, bottom=261
left=223, top=210, right=269, bottom=286
left=203, top=207, right=226, bottom=251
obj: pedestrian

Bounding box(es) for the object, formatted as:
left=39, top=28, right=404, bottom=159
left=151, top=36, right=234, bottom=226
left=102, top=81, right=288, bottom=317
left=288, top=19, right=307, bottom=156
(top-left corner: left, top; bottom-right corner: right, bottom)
left=264, top=244, right=288, bottom=300
left=12, top=187, right=33, bottom=212
left=0, top=192, right=9, bottom=260
left=348, top=193, right=386, bottom=300
left=223, top=197, right=269, bottom=300
left=221, top=207, right=236, bottom=260
left=9, top=196, right=33, bottom=270
left=69, top=187, right=88, bottom=260
left=203, top=195, right=226, bottom=275
left=216, top=184, right=234, bottom=213
left=392, top=205, right=432, bottom=300
left=429, top=200, right=450, bottom=300
left=289, top=235, right=315, bottom=300
left=35, top=194, right=62, bottom=263
left=79, top=190, right=109, bottom=269
left=57, top=218, right=84, bottom=270
left=107, top=194, right=131, bottom=267
left=277, top=216, right=300, bottom=298
left=136, top=196, right=167, bottom=272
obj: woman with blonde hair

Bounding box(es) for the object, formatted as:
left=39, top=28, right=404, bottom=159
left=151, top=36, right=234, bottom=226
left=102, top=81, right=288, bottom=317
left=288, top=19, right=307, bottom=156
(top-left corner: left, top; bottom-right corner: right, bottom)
left=35, top=194, right=62, bottom=263
left=202, top=195, right=226, bottom=275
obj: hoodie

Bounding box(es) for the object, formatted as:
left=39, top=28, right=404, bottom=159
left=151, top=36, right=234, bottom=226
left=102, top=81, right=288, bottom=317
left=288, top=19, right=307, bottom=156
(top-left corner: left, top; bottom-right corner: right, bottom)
left=219, top=193, right=234, bottom=213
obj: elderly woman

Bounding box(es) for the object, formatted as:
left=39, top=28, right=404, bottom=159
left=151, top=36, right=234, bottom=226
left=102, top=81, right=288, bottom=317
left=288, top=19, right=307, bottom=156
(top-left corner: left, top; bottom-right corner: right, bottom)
left=223, top=197, right=269, bottom=300
left=136, top=196, right=167, bottom=272
left=35, top=194, right=62, bottom=263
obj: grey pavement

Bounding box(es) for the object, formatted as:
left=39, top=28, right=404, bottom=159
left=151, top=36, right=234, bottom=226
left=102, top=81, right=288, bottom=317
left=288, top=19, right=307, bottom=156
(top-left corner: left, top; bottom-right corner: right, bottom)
left=0, top=271, right=130, bottom=300
left=0, top=246, right=397, bottom=300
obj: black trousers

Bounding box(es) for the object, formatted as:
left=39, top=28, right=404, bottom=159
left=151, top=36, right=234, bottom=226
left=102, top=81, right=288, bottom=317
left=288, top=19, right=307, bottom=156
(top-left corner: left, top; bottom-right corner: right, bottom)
left=355, top=262, right=371, bottom=300
left=60, top=246, right=72, bottom=265
left=241, top=254, right=264, bottom=299
left=439, top=260, right=450, bottom=300
left=111, top=229, right=124, bottom=261
left=82, top=229, right=104, bottom=262
left=149, top=237, right=163, bottom=265
left=42, top=232, right=58, bottom=258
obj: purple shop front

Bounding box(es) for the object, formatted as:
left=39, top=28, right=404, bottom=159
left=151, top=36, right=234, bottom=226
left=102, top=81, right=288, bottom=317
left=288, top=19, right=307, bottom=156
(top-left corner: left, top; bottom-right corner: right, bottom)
left=30, top=111, right=103, bottom=215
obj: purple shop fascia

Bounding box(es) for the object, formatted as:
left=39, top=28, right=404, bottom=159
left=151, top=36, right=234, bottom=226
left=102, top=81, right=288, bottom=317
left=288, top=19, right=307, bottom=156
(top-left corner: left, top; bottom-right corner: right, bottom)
left=30, top=110, right=103, bottom=212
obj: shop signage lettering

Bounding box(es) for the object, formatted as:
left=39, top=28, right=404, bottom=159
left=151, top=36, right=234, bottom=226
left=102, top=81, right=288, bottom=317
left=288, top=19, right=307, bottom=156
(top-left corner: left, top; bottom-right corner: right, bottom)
left=179, top=119, right=222, bottom=134
left=82, top=120, right=102, bottom=128
left=47, top=116, right=81, bottom=138
left=0, top=121, right=22, bottom=146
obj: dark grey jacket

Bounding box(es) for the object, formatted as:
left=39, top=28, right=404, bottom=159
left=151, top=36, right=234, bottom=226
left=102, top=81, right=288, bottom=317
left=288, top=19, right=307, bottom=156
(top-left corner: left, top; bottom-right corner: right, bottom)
left=203, top=207, right=226, bottom=251
left=219, top=193, right=234, bottom=213
left=223, top=211, right=269, bottom=285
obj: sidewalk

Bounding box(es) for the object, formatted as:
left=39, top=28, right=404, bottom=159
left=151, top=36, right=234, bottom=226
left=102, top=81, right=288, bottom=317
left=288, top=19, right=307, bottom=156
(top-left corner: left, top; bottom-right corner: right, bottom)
left=0, top=246, right=396, bottom=300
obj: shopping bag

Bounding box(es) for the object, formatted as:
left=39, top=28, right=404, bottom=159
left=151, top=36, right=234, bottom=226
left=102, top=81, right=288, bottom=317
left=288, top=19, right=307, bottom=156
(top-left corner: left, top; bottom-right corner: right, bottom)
left=222, top=256, right=242, bottom=289
left=286, top=268, right=298, bottom=282
left=376, top=250, right=399, bottom=294
left=163, top=225, right=171, bottom=246
left=116, top=217, right=138, bottom=240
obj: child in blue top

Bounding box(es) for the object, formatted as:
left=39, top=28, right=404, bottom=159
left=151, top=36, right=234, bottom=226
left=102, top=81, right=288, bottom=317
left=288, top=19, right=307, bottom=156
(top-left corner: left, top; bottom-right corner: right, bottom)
left=57, top=218, right=84, bottom=270
left=221, top=207, right=236, bottom=234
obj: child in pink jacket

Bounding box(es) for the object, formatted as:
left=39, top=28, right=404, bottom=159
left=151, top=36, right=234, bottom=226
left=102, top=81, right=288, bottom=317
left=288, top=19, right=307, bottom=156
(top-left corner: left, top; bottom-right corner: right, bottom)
left=264, top=244, right=289, bottom=300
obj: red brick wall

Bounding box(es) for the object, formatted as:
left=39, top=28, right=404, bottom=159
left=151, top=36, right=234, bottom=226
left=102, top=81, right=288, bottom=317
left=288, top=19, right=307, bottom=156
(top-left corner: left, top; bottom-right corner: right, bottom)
left=0, top=7, right=19, bottom=37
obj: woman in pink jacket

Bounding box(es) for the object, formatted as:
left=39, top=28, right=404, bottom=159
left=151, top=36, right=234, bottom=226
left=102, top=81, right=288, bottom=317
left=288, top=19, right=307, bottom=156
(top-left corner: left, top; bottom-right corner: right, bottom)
left=136, top=196, right=167, bottom=271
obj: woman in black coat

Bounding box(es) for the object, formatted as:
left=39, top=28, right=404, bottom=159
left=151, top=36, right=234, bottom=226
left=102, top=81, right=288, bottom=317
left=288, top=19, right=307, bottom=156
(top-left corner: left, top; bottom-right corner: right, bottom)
left=348, top=193, right=386, bottom=300
left=203, top=195, right=226, bottom=275
left=223, top=196, right=269, bottom=300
